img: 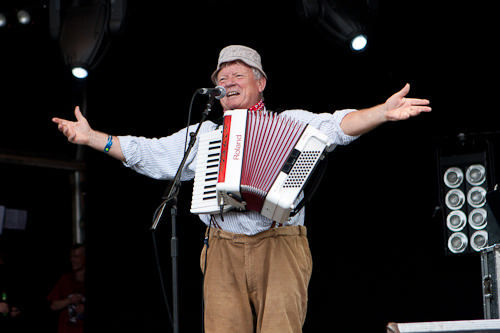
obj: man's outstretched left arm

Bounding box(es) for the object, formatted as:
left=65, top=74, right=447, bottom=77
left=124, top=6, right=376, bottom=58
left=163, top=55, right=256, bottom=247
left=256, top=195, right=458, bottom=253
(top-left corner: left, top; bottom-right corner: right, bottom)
left=340, top=83, right=431, bottom=136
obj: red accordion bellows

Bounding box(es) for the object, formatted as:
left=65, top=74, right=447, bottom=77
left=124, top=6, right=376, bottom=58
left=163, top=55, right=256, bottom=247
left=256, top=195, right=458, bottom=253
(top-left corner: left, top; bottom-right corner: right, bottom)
left=240, top=111, right=307, bottom=212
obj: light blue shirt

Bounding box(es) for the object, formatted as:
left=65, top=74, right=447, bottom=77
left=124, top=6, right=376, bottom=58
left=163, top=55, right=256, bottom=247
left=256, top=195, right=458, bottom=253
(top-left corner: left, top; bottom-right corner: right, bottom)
left=118, top=109, right=359, bottom=235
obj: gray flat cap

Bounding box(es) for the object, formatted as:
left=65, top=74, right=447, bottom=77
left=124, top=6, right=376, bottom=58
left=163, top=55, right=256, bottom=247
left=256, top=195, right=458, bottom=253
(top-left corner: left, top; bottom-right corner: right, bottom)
left=211, top=45, right=267, bottom=84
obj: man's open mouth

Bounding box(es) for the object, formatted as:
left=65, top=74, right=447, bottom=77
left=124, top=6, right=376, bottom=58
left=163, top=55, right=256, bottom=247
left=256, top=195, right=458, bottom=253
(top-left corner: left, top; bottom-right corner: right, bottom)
left=226, top=91, right=240, bottom=97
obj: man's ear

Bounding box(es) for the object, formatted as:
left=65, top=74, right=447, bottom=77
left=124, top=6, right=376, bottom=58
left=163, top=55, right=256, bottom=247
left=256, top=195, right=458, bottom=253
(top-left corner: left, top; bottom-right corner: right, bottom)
left=258, top=77, right=267, bottom=93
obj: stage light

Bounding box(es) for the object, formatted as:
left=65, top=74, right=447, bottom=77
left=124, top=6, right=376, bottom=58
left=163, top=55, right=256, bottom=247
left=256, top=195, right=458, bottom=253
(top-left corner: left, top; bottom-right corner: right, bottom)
left=471, top=230, right=488, bottom=252
left=351, top=34, right=367, bottom=52
left=437, top=136, right=495, bottom=255
left=17, top=9, right=31, bottom=25
left=469, top=208, right=487, bottom=230
left=445, top=189, right=465, bottom=210
left=57, top=0, right=127, bottom=78
left=468, top=186, right=487, bottom=208
left=297, top=0, right=369, bottom=52
left=444, top=167, right=463, bottom=188
left=448, top=232, right=468, bottom=254
left=466, top=164, right=486, bottom=186
left=59, top=2, right=109, bottom=79
left=72, top=67, right=88, bottom=79
left=447, top=210, right=467, bottom=232
left=0, top=13, right=7, bottom=27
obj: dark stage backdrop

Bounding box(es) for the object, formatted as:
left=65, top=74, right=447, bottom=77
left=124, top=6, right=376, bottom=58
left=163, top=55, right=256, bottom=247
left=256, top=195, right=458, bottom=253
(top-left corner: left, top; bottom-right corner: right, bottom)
left=0, top=1, right=497, bottom=331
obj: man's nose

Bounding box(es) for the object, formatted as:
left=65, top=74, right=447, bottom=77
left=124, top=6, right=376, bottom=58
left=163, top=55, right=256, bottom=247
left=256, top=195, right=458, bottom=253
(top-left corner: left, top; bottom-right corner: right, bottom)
left=223, top=77, right=237, bottom=87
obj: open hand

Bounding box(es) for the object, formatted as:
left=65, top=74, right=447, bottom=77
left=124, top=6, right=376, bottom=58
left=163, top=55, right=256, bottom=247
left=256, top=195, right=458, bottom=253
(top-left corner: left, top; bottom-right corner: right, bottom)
left=384, top=83, right=431, bottom=121
left=52, top=106, right=93, bottom=145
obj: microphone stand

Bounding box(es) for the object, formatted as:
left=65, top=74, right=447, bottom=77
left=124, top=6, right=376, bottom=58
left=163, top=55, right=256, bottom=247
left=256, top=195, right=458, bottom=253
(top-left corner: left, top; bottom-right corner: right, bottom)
left=150, top=92, right=217, bottom=333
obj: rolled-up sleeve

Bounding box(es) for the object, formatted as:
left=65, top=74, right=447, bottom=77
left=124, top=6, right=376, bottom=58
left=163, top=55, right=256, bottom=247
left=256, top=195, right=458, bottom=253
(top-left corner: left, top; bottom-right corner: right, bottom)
left=118, top=122, right=217, bottom=180
left=281, top=108, right=360, bottom=152
left=116, top=109, right=358, bottom=180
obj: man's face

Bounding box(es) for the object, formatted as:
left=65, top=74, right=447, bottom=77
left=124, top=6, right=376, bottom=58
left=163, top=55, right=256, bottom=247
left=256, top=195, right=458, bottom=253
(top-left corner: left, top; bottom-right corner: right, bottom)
left=216, top=62, right=266, bottom=111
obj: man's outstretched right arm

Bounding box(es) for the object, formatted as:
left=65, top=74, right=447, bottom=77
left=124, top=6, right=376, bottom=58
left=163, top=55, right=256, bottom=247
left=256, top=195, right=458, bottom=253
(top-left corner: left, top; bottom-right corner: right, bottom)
left=52, top=106, right=126, bottom=162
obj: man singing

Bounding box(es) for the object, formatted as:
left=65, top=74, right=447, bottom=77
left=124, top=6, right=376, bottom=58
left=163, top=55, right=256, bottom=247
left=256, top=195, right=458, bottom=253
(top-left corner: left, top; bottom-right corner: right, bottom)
left=53, top=45, right=430, bottom=332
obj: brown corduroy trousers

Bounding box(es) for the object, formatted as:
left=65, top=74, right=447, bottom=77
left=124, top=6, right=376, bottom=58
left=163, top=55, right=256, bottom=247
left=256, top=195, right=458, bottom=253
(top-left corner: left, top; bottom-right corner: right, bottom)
left=200, top=225, right=312, bottom=333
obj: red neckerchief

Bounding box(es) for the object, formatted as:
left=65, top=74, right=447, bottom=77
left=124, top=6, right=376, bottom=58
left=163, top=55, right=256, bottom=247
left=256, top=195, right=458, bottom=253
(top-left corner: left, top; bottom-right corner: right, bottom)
left=248, top=99, right=265, bottom=112
left=223, top=100, right=265, bottom=114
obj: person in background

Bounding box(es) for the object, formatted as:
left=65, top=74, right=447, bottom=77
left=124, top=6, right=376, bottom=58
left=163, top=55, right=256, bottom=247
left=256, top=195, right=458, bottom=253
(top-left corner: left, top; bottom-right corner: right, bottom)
left=47, top=243, right=85, bottom=333
left=0, top=247, right=23, bottom=330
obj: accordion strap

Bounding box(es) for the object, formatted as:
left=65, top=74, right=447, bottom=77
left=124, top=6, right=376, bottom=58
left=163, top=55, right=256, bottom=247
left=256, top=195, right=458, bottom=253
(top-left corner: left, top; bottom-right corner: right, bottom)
left=290, top=153, right=329, bottom=217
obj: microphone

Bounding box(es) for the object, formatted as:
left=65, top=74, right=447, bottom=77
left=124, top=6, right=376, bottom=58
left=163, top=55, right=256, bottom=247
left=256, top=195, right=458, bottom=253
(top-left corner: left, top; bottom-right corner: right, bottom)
left=197, top=86, right=226, bottom=100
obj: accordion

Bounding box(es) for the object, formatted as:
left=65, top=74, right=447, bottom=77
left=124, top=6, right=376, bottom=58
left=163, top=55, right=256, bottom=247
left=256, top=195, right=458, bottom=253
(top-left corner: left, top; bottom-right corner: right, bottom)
left=190, top=109, right=331, bottom=224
